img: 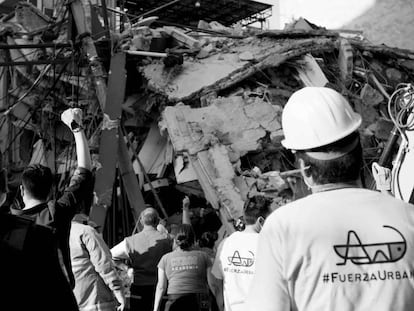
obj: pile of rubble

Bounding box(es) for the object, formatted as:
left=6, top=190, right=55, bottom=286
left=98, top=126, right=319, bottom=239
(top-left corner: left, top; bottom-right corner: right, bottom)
left=127, top=19, right=414, bottom=229
left=1, top=2, right=414, bottom=235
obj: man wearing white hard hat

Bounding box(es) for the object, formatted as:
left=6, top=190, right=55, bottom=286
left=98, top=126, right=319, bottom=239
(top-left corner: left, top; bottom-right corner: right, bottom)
left=245, top=87, right=414, bottom=311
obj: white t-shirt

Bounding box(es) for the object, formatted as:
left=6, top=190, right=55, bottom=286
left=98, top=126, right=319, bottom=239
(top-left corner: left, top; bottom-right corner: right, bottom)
left=212, top=231, right=259, bottom=311
left=246, top=188, right=414, bottom=311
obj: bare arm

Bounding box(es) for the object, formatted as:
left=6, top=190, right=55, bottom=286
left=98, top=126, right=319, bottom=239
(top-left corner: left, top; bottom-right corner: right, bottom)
left=57, top=109, right=93, bottom=212
left=73, top=131, right=91, bottom=171
left=182, top=196, right=191, bottom=225
left=61, top=108, right=91, bottom=171
left=111, top=239, right=130, bottom=261
left=153, top=268, right=167, bottom=311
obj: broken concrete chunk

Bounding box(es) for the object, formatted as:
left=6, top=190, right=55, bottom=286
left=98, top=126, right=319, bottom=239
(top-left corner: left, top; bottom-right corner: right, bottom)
left=214, top=177, right=245, bottom=220
left=337, top=38, right=354, bottom=86
left=197, top=20, right=211, bottom=31
left=174, top=155, right=198, bottom=184
left=142, top=53, right=244, bottom=101
left=204, top=43, right=215, bottom=53
left=209, top=145, right=235, bottom=180
left=294, top=54, right=328, bottom=87
left=200, top=91, right=218, bottom=107
left=238, top=51, right=254, bottom=61
left=244, top=97, right=282, bottom=132
left=162, top=96, right=280, bottom=155
left=209, top=21, right=232, bottom=33
left=163, top=26, right=200, bottom=49
left=196, top=48, right=210, bottom=59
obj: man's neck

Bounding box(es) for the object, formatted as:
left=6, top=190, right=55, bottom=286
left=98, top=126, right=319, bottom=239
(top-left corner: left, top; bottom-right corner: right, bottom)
left=244, top=225, right=259, bottom=233
left=311, top=180, right=362, bottom=193
left=23, top=198, right=45, bottom=210
left=142, top=224, right=156, bottom=231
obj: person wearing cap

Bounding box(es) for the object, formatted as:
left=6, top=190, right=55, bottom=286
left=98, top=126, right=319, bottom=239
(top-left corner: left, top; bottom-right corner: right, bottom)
left=111, top=207, right=172, bottom=311
left=245, top=87, right=414, bottom=311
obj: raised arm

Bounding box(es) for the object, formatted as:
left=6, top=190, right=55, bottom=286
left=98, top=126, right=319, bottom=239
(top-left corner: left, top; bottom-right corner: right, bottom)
left=182, top=196, right=191, bottom=225
left=57, top=108, right=93, bottom=212
left=61, top=108, right=91, bottom=170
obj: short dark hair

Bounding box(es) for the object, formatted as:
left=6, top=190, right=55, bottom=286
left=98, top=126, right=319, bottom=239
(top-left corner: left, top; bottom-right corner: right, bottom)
left=243, top=195, right=273, bottom=225
left=21, top=164, right=53, bottom=201
left=295, top=132, right=363, bottom=184
left=140, top=208, right=160, bottom=227
left=175, top=224, right=195, bottom=250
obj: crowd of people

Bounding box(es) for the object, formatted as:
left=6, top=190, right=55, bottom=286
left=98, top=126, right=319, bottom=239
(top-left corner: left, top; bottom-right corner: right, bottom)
left=2, top=86, right=414, bottom=311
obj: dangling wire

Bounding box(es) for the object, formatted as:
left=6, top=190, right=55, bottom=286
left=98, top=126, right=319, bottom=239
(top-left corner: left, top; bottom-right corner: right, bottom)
left=387, top=83, right=414, bottom=199
left=387, top=83, right=414, bottom=143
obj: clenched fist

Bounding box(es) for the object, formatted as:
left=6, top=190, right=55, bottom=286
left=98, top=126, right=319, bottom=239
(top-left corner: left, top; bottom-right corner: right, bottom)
left=61, top=108, right=83, bottom=132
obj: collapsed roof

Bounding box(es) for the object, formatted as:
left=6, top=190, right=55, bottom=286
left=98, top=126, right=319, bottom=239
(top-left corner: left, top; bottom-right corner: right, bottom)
left=0, top=2, right=413, bottom=239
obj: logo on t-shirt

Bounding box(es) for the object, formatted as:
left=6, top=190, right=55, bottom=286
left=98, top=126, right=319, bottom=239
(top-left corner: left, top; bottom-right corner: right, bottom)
left=333, top=225, right=406, bottom=266
left=171, top=256, right=198, bottom=271
left=227, top=250, right=255, bottom=267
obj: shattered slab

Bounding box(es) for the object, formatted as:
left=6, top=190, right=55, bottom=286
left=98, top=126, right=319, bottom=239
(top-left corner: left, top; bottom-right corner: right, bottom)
left=142, top=36, right=338, bottom=102
left=161, top=95, right=282, bottom=155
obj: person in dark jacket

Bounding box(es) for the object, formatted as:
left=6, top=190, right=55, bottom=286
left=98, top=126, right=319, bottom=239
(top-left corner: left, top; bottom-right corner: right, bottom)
left=10, top=107, right=93, bottom=288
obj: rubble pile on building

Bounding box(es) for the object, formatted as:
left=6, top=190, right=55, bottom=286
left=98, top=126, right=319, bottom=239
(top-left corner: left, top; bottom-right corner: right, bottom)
left=1, top=2, right=414, bottom=233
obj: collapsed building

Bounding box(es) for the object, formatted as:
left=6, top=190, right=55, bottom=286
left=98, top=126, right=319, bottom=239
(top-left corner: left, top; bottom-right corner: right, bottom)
left=0, top=1, right=413, bottom=244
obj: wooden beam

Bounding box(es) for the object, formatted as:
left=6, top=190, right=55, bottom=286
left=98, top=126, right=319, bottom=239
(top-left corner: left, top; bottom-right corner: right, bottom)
left=117, top=129, right=145, bottom=223
left=89, top=52, right=126, bottom=231
left=70, top=0, right=107, bottom=110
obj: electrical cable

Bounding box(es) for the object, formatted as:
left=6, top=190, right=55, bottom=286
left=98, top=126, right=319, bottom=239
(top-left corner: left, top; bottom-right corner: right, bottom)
left=4, top=59, right=69, bottom=154
left=386, top=83, right=414, bottom=199
left=387, top=83, right=414, bottom=142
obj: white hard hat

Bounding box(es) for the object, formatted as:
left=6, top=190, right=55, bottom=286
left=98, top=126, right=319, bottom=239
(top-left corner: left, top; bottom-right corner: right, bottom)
left=281, top=87, right=362, bottom=150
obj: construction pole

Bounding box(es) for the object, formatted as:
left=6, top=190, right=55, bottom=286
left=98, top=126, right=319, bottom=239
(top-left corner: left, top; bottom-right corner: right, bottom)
left=70, top=0, right=108, bottom=110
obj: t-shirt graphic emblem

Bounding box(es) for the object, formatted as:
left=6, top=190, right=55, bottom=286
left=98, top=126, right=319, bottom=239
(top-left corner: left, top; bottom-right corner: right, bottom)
left=227, top=250, right=255, bottom=267
left=333, top=225, right=406, bottom=265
